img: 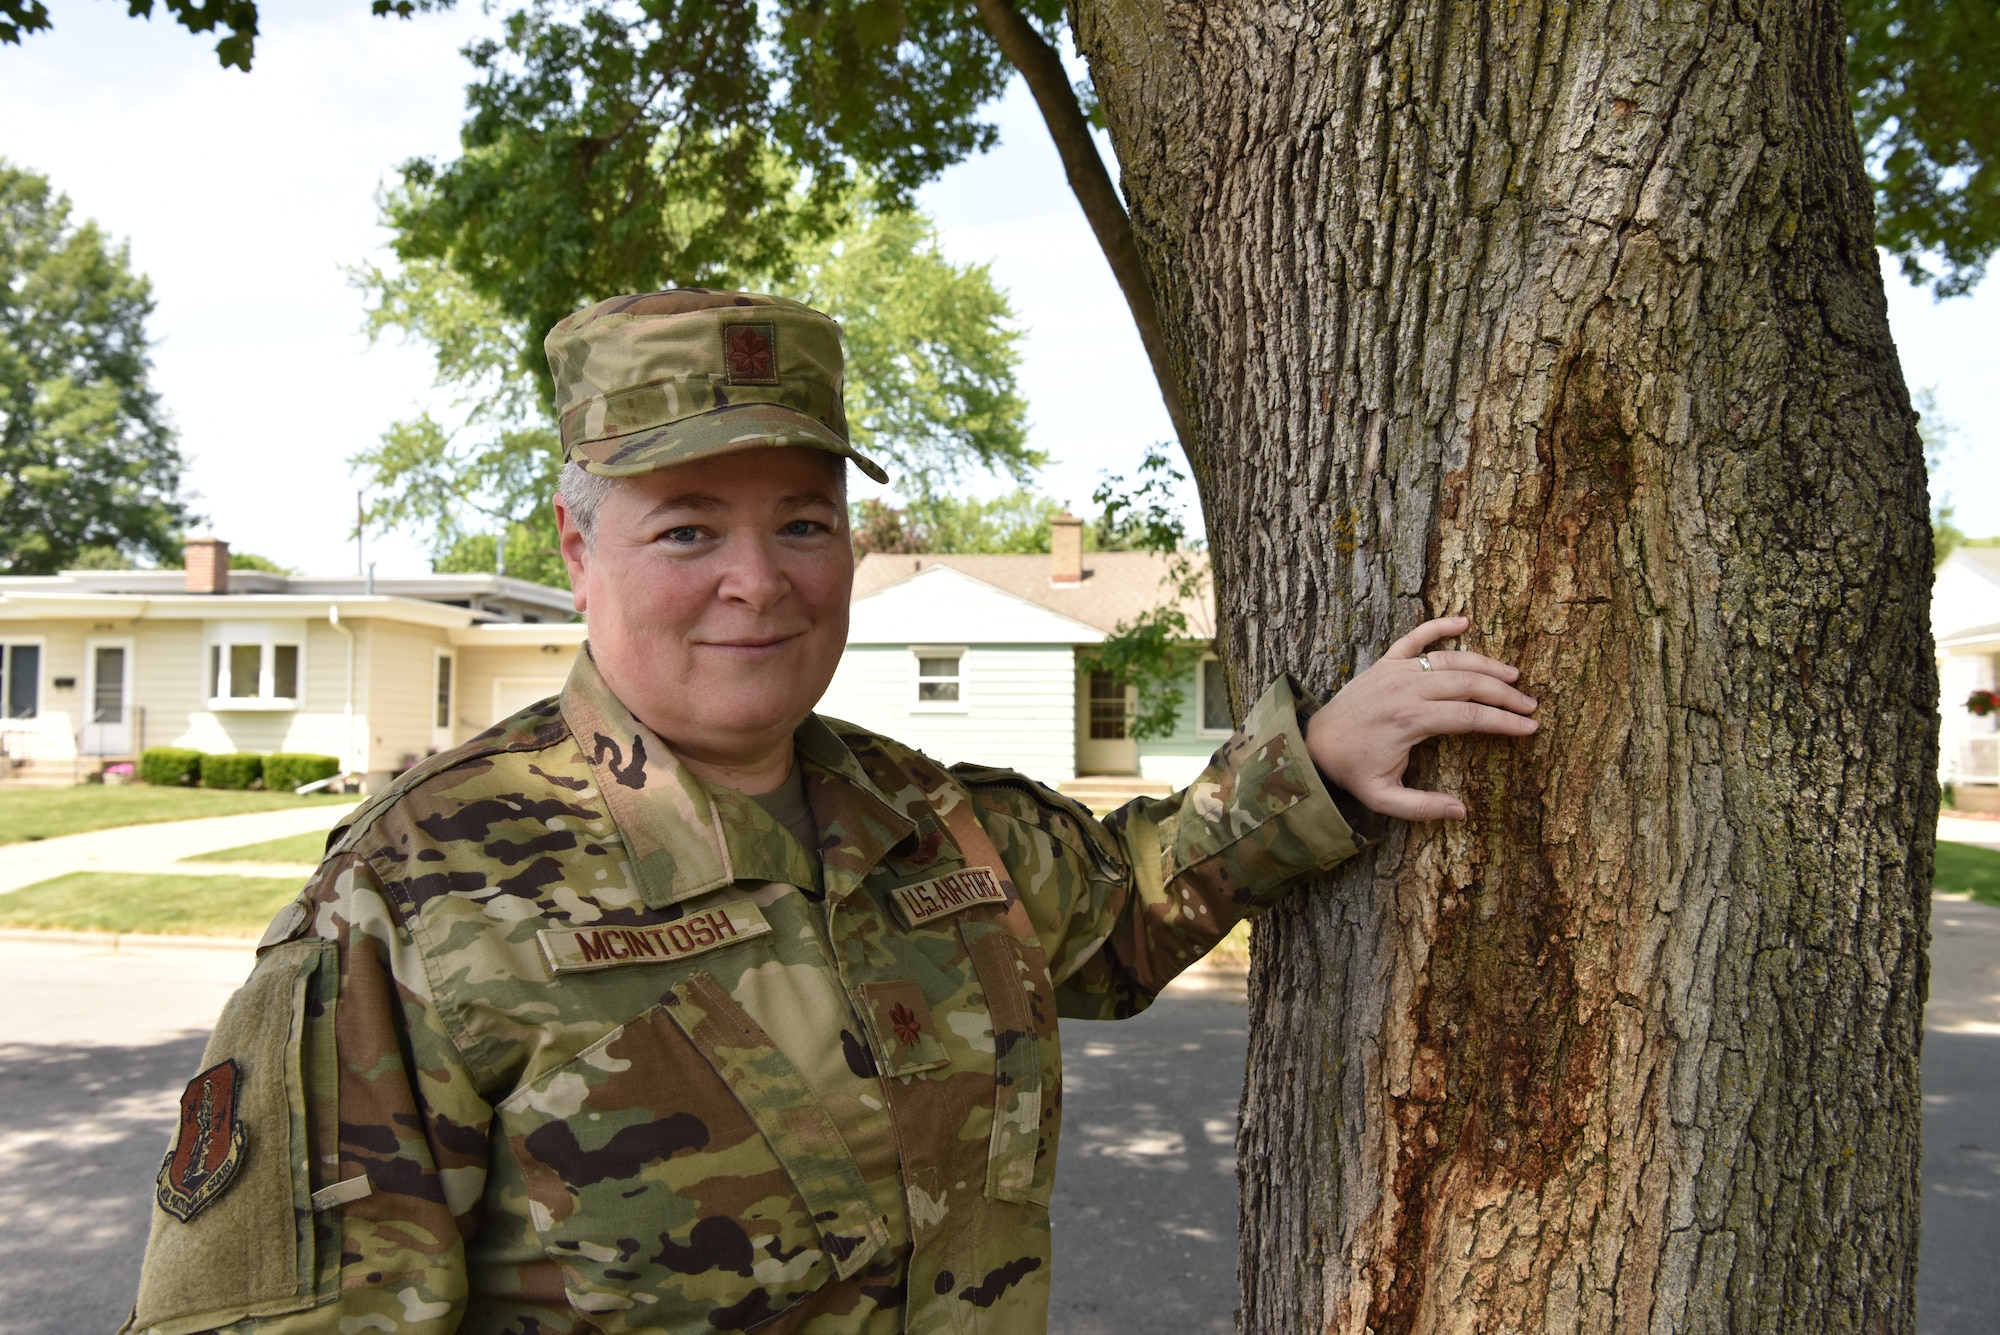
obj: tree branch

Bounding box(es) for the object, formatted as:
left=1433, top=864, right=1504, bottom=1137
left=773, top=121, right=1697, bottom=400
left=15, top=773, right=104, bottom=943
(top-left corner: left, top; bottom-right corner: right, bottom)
left=968, top=0, right=1190, bottom=449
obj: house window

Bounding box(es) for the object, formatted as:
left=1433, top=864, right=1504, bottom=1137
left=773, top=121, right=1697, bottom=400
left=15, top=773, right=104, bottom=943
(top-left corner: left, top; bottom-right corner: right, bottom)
left=915, top=651, right=964, bottom=708
left=208, top=641, right=301, bottom=706
left=1088, top=670, right=1127, bottom=740
left=0, top=644, right=40, bottom=719
left=1198, top=656, right=1233, bottom=734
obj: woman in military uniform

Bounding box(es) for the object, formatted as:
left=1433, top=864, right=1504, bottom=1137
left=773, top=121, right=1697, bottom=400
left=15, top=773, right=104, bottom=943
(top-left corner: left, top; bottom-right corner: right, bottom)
left=121, top=290, right=1537, bottom=1335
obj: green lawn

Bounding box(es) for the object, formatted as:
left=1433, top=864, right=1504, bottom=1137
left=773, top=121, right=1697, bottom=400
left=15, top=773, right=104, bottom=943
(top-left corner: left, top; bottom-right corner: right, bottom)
left=189, top=830, right=331, bottom=864
left=0, top=786, right=351, bottom=845
left=0, top=872, right=303, bottom=937
left=1935, top=841, right=2000, bottom=910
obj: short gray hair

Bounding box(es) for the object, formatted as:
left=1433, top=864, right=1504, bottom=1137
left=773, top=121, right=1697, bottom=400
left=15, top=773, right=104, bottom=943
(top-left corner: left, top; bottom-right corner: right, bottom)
left=557, top=453, right=850, bottom=548
left=557, top=460, right=623, bottom=547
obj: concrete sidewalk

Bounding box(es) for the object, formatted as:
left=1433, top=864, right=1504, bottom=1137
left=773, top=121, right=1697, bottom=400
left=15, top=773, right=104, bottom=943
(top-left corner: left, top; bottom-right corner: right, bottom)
left=0, top=803, right=353, bottom=894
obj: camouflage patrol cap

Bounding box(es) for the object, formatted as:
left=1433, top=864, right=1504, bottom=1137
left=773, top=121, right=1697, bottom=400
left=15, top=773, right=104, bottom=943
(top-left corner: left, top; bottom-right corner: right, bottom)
left=544, top=288, right=889, bottom=483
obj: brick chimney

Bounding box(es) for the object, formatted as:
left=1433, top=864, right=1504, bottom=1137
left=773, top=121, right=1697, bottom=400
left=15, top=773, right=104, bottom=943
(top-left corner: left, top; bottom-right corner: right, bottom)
left=1050, top=511, right=1083, bottom=587
left=184, top=537, right=231, bottom=594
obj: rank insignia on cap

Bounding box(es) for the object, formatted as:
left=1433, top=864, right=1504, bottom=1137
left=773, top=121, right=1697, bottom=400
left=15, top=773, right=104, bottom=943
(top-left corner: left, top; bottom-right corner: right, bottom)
left=722, top=321, right=779, bottom=384
left=156, top=1059, right=247, bottom=1223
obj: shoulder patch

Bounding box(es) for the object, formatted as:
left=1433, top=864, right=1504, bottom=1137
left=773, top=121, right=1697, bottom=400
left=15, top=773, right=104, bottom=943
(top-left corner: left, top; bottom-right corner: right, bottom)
left=156, top=1059, right=247, bottom=1223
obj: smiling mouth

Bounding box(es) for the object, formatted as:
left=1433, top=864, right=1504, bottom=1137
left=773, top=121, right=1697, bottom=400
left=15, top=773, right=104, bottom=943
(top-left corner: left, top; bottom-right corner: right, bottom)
left=699, top=633, right=803, bottom=653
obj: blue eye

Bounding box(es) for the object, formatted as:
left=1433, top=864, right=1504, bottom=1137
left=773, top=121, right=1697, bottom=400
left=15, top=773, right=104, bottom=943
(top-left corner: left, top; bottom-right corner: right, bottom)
left=664, top=526, right=703, bottom=544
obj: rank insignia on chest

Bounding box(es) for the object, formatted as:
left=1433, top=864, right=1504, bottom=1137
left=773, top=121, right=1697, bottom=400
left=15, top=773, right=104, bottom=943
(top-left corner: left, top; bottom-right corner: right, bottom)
left=889, top=866, right=1010, bottom=928
left=538, top=900, right=772, bottom=976
left=156, top=1058, right=247, bottom=1223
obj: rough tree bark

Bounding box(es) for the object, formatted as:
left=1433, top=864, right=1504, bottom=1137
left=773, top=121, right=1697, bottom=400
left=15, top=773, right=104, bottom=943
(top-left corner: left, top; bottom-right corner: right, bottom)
left=1071, top=1, right=1937, bottom=1332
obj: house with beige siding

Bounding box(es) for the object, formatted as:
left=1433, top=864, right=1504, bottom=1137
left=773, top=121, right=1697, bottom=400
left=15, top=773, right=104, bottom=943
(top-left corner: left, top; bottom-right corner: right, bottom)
left=0, top=539, right=580, bottom=789
left=0, top=518, right=1225, bottom=796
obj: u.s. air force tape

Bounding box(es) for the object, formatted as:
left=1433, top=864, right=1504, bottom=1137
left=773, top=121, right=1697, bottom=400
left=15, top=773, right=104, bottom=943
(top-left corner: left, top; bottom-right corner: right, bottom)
left=538, top=901, right=771, bottom=976
left=889, top=866, right=1009, bottom=928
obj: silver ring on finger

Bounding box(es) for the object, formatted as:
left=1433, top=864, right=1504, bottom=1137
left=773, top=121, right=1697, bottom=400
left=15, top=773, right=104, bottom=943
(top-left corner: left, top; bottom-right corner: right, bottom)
left=1417, top=655, right=1433, bottom=672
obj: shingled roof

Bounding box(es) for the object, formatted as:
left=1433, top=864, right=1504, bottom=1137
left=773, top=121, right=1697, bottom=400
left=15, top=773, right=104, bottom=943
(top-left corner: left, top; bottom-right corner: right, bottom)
left=850, top=550, right=1215, bottom=640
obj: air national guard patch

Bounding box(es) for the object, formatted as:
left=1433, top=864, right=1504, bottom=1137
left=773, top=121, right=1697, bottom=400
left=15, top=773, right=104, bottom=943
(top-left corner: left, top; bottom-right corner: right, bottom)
left=156, top=1059, right=247, bottom=1223
left=889, top=866, right=1009, bottom=928
left=537, top=901, right=771, bottom=976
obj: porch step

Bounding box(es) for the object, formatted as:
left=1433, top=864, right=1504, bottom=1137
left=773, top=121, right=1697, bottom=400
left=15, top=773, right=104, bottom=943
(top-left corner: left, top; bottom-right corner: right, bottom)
left=1059, top=775, right=1174, bottom=811
left=0, top=757, right=94, bottom=787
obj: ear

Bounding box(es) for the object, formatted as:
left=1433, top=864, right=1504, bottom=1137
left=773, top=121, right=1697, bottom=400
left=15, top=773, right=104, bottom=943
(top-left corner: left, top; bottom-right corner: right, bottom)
left=554, top=494, right=590, bottom=613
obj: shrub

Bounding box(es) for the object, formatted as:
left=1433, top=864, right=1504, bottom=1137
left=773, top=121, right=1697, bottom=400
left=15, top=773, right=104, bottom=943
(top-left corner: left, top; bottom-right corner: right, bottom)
left=139, top=747, right=203, bottom=787
left=264, top=753, right=341, bottom=794
left=199, top=753, right=264, bottom=790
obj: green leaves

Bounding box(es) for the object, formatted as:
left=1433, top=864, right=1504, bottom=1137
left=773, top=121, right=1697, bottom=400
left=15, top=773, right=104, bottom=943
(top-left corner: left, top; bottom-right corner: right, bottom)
left=0, top=0, right=51, bottom=47
left=852, top=488, right=1063, bottom=554
left=1081, top=448, right=1210, bottom=742
left=354, top=198, right=1030, bottom=583
left=383, top=0, right=1065, bottom=401
left=0, top=162, right=196, bottom=574
left=787, top=201, right=1036, bottom=493
left=1847, top=0, right=2000, bottom=296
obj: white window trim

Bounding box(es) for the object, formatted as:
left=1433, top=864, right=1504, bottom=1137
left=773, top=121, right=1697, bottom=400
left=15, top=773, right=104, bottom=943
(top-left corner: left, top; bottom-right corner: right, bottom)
left=205, top=636, right=304, bottom=711
left=0, top=636, right=48, bottom=725
left=910, top=645, right=969, bottom=714
left=1195, top=653, right=1234, bottom=737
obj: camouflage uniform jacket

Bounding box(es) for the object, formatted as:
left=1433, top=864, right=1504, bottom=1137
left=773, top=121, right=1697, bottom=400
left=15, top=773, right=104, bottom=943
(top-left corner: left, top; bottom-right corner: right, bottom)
left=122, top=649, right=1361, bottom=1335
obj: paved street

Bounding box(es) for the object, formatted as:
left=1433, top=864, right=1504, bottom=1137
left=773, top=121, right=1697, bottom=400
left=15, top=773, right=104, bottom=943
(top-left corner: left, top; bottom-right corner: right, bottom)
left=0, top=936, right=252, bottom=1335
left=1049, top=993, right=1246, bottom=1334
left=0, top=811, right=1991, bottom=1333
left=1921, top=894, right=2000, bottom=1335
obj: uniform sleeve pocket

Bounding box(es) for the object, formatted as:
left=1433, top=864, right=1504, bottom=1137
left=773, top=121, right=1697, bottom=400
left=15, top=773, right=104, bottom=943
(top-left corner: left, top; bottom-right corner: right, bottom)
left=126, top=940, right=337, bottom=1335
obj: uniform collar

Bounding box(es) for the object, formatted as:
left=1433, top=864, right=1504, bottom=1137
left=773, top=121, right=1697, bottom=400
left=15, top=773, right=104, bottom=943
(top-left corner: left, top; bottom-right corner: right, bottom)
left=794, top=715, right=919, bottom=901
left=562, top=647, right=917, bottom=909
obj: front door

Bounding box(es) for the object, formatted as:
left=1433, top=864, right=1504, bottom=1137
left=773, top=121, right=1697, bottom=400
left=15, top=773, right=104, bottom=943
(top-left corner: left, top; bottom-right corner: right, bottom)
left=82, top=640, right=134, bottom=756
left=1076, top=668, right=1138, bottom=774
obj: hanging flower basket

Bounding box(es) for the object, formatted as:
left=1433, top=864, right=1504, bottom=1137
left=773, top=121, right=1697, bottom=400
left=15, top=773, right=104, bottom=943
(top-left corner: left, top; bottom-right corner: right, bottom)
left=1967, top=690, right=2000, bottom=717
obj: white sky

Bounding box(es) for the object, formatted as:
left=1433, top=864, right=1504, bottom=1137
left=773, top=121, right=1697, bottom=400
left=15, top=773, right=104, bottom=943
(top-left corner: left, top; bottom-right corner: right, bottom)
left=2, top=0, right=1995, bottom=574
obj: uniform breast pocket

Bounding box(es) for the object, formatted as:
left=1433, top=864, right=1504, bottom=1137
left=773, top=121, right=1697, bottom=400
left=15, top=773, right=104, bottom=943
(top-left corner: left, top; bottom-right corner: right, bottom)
left=500, top=971, right=889, bottom=1332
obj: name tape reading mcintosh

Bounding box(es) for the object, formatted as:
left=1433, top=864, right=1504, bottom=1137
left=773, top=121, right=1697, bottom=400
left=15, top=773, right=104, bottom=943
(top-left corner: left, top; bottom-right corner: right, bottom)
left=891, top=866, right=1009, bottom=928
left=539, top=901, right=771, bottom=976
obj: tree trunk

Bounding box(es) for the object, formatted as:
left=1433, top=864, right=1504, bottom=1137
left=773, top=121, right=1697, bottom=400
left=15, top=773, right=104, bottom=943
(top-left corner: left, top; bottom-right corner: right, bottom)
left=1070, top=1, right=1936, bottom=1332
